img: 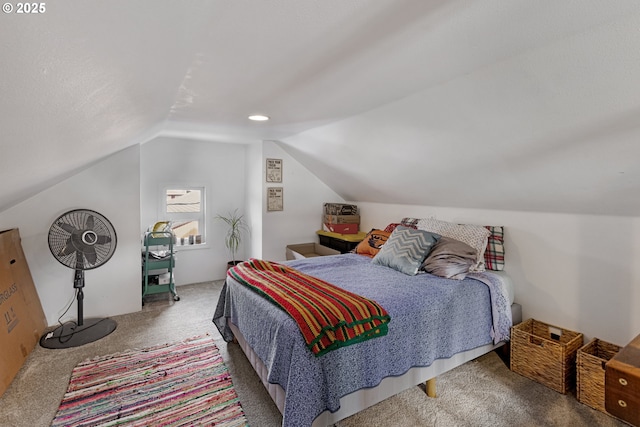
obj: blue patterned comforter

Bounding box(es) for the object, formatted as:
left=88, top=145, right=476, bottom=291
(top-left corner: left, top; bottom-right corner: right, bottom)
left=213, top=254, right=512, bottom=427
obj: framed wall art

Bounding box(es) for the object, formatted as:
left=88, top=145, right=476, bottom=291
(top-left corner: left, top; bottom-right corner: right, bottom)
left=267, top=187, right=283, bottom=211
left=266, top=158, right=282, bottom=183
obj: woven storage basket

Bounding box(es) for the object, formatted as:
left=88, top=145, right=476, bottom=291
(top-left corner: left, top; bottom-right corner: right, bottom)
left=577, top=338, right=621, bottom=412
left=511, top=319, right=583, bottom=394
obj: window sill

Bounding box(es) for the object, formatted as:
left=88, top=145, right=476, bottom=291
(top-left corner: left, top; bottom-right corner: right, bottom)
left=174, top=243, right=209, bottom=251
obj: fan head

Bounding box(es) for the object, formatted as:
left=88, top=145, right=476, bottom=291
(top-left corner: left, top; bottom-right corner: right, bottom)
left=48, top=209, right=117, bottom=270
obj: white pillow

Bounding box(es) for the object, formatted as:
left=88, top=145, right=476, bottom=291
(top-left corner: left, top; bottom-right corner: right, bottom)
left=416, top=218, right=490, bottom=272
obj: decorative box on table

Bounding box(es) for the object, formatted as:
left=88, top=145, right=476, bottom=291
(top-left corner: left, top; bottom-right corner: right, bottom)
left=510, top=318, right=583, bottom=394
left=577, top=338, right=621, bottom=413
left=322, top=223, right=359, bottom=234
left=323, top=203, right=360, bottom=234
left=323, top=203, right=358, bottom=216
left=323, top=214, right=361, bottom=224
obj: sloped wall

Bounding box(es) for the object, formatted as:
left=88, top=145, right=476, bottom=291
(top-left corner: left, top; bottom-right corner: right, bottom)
left=278, top=10, right=640, bottom=217
left=0, top=146, right=141, bottom=326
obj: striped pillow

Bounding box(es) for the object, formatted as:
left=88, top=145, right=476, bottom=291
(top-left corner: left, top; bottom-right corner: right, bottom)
left=399, top=217, right=421, bottom=229
left=372, top=227, right=440, bottom=275
left=484, top=226, right=505, bottom=271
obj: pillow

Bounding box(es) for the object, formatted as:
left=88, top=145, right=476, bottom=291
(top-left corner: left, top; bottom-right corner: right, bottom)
left=354, top=229, right=391, bottom=257
left=484, top=226, right=505, bottom=271
left=399, top=216, right=435, bottom=229
left=416, top=218, right=490, bottom=272
left=384, top=223, right=399, bottom=233
left=372, top=226, right=440, bottom=275
left=399, top=217, right=421, bottom=229
left=422, top=237, right=477, bottom=280
left=384, top=223, right=416, bottom=233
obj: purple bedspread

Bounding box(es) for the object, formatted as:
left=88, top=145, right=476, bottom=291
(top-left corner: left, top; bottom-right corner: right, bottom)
left=213, top=254, right=511, bottom=427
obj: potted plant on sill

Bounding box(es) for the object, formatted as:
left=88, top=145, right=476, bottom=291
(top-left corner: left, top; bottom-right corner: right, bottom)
left=215, top=209, right=250, bottom=269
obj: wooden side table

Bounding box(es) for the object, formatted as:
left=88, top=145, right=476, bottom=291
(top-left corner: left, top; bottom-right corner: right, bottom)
left=316, top=230, right=366, bottom=253
left=605, top=333, right=640, bottom=426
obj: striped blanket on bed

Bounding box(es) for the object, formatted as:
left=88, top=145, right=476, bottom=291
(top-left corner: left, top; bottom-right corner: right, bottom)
left=228, top=259, right=390, bottom=356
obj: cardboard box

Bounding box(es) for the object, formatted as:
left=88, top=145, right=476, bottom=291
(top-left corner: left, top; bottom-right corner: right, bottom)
left=323, top=223, right=359, bottom=234
left=323, top=203, right=358, bottom=216
left=0, top=229, right=47, bottom=398
left=286, top=243, right=340, bottom=260
left=323, top=214, right=360, bottom=224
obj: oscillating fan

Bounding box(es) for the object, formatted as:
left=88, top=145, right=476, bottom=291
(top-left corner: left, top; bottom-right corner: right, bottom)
left=40, top=209, right=118, bottom=349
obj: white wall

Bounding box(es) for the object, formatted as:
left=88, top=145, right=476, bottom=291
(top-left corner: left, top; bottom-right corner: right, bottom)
left=4, top=128, right=634, bottom=350
left=358, top=202, right=640, bottom=346
left=140, top=138, right=342, bottom=275
left=140, top=137, right=247, bottom=283
left=260, top=140, right=344, bottom=261
left=245, top=141, right=263, bottom=259
left=0, top=146, right=141, bottom=326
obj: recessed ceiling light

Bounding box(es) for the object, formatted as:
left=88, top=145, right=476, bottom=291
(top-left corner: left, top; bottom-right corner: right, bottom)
left=248, top=114, right=270, bottom=121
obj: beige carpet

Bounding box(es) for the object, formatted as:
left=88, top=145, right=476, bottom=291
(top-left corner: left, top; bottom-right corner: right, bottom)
left=0, top=281, right=282, bottom=427
left=0, top=281, right=628, bottom=427
left=337, top=351, right=625, bottom=427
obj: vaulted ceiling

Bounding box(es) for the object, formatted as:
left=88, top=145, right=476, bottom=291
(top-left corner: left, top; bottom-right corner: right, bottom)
left=2, top=1, right=640, bottom=215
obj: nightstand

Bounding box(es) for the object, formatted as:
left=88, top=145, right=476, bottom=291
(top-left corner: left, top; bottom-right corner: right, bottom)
left=316, top=230, right=367, bottom=253
left=605, top=333, right=640, bottom=426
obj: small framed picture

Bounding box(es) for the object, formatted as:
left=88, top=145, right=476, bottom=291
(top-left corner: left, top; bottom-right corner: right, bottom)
left=267, top=187, right=283, bottom=211
left=266, top=158, right=282, bottom=183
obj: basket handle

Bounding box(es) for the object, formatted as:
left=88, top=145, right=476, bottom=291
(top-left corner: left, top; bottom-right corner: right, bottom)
left=529, top=336, right=545, bottom=347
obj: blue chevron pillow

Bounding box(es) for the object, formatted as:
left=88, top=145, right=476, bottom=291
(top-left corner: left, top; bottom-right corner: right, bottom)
left=372, top=226, right=440, bottom=275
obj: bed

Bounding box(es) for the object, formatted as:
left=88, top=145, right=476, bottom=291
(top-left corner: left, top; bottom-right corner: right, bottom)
left=213, top=249, right=520, bottom=427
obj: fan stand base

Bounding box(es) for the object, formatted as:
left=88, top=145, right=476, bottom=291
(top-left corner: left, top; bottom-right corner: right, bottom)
left=39, top=318, right=117, bottom=349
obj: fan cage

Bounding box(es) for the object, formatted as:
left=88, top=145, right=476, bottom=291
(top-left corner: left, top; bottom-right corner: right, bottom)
left=48, top=209, right=117, bottom=270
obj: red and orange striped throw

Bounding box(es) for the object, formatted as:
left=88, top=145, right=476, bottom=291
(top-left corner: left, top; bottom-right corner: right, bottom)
left=228, top=259, right=390, bottom=356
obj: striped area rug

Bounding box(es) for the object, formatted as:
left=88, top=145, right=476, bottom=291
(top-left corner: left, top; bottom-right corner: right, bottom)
left=51, top=335, right=248, bottom=427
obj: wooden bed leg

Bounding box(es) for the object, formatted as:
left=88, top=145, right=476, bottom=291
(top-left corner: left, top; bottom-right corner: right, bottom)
left=425, top=378, right=437, bottom=398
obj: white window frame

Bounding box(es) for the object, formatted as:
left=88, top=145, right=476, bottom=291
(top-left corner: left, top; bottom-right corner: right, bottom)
left=162, top=185, right=206, bottom=247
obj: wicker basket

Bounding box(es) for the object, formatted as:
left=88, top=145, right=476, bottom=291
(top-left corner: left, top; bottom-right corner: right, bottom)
left=577, top=338, right=621, bottom=412
left=511, top=319, right=584, bottom=394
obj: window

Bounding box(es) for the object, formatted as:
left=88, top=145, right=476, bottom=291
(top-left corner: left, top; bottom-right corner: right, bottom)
left=164, top=187, right=205, bottom=245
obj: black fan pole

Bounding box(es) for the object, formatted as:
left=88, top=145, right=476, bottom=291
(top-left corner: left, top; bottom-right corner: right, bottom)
left=74, top=269, right=85, bottom=326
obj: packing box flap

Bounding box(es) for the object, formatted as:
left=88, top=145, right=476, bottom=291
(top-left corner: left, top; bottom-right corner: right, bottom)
left=0, top=228, right=47, bottom=397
